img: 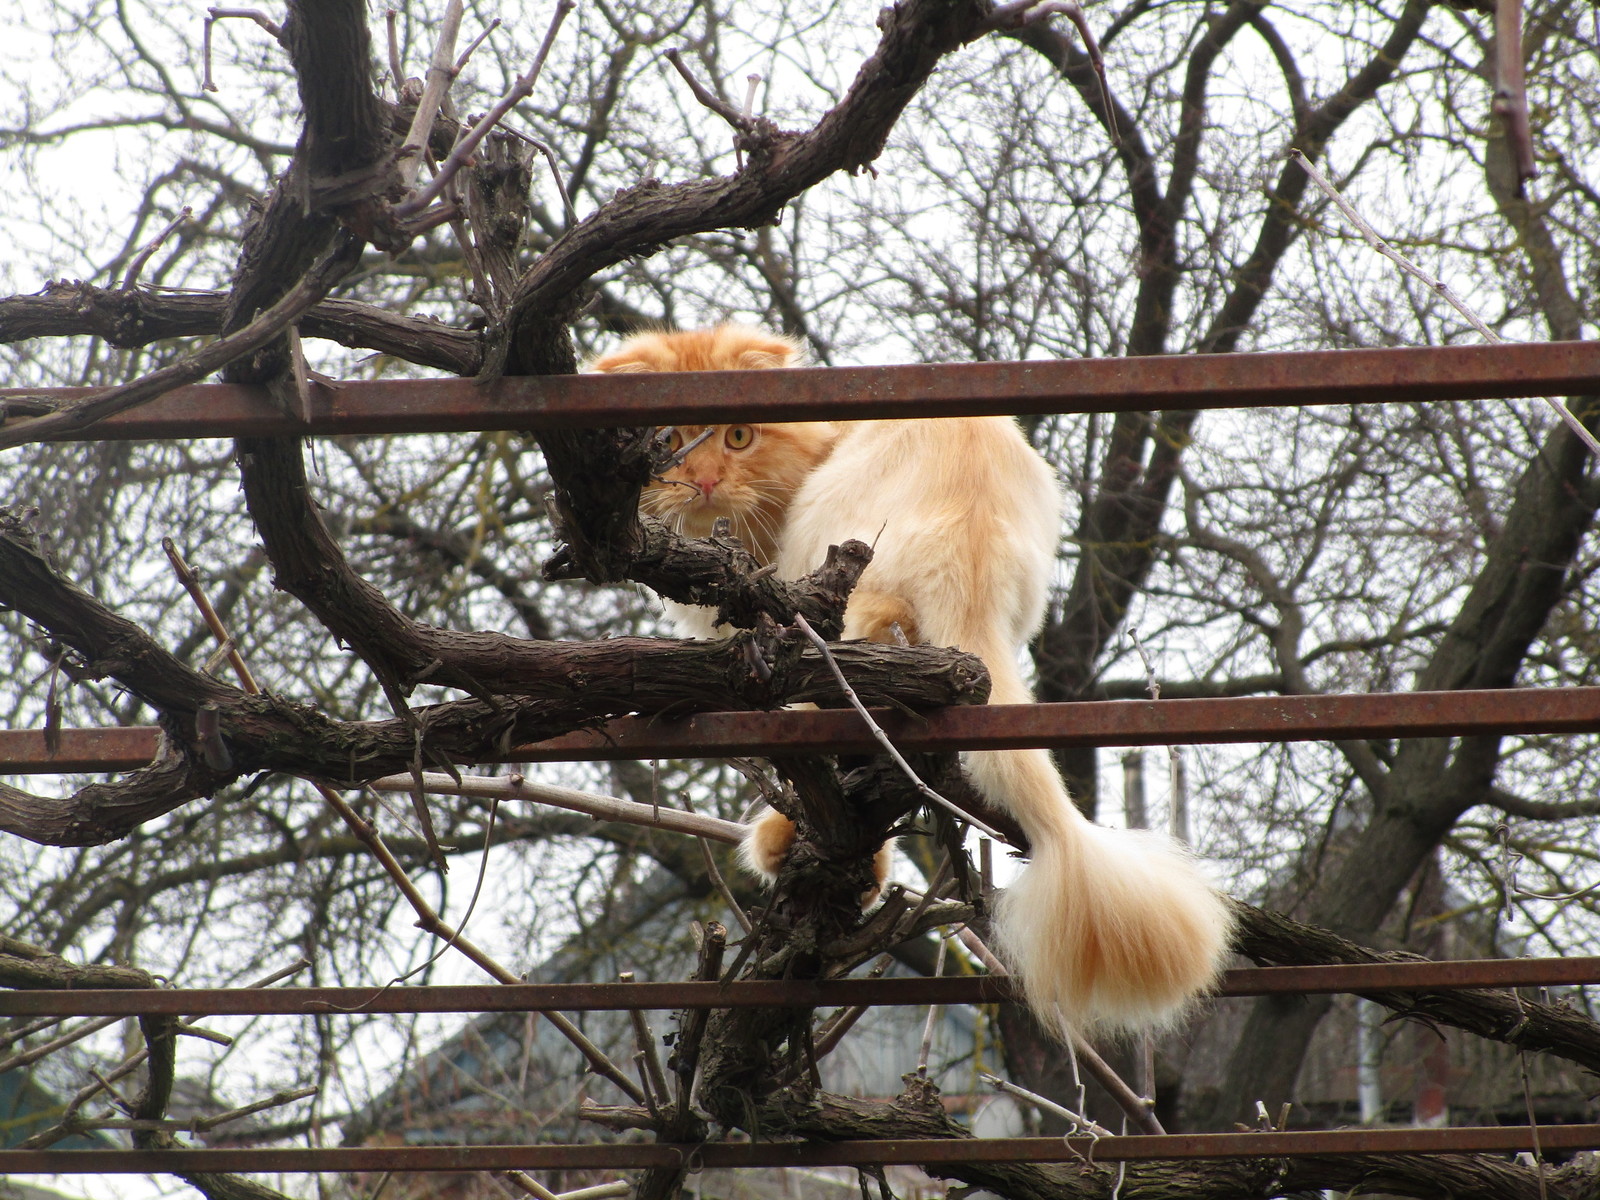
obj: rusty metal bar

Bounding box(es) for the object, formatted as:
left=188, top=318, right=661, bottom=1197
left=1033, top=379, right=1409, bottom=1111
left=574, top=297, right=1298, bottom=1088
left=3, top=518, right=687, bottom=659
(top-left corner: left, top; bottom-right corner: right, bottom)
left=0, top=726, right=157, bottom=772
left=6, top=1123, right=1600, bottom=1173
left=3, top=341, right=1598, bottom=441
left=3, top=956, right=1595, bottom=1018
left=1220, top=955, right=1600, bottom=994
left=508, top=685, right=1600, bottom=761
left=8, top=686, right=1600, bottom=775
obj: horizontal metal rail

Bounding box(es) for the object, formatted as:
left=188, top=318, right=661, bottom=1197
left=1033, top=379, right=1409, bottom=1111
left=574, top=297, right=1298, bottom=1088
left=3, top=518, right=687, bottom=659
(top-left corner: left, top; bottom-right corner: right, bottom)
left=6, top=686, right=1600, bottom=775
left=7, top=346, right=1600, bottom=1180
left=3, top=957, right=1595, bottom=1018
left=3, top=341, right=1598, bottom=440
left=7, top=1123, right=1600, bottom=1173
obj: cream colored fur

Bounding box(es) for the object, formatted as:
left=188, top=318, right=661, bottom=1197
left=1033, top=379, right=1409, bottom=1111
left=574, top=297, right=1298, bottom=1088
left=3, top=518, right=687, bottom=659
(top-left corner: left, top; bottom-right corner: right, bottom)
left=597, top=325, right=1235, bottom=1036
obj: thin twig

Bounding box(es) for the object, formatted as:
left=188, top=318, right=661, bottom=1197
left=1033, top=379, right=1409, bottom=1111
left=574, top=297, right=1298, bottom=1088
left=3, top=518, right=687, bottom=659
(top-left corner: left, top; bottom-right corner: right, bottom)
left=385, top=8, right=405, bottom=93
left=633, top=1050, right=663, bottom=1126
left=663, top=49, right=758, bottom=133
left=366, top=769, right=744, bottom=844
left=503, top=1174, right=561, bottom=1200
left=988, top=0, right=1118, bottom=143
left=813, top=1010, right=867, bottom=1059
left=1291, top=148, right=1600, bottom=458
left=814, top=953, right=896, bottom=1059
left=1129, top=624, right=1187, bottom=845
left=403, top=199, right=466, bottom=235
left=396, top=1, right=465, bottom=190
left=654, top=425, right=715, bottom=472
left=892, top=856, right=955, bottom=941
left=190, top=1085, right=318, bottom=1134
left=916, top=931, right=950, bottom=1076
left=981, top=1072, right=1113, bottom=1138
left=521, top=134, right=578, bottom=226
left=174, top=1021, right=232, bottom=1047
left=1137, top=1032, right=1156, bottom=1114
left=0, top=1015, right=72, bottom=1054
left=163, top=539, right=262, bottom=691
left=359, top=787, right=503, bottom=986
left=207, top=7, right=282, bottom=36
left=505, top=1179, right=629, bottom=1200
left=792, top=613, right=1009, bottom=844
left=734, top=73, right=762, bottom=169
left=309, top=784, right=643, bottom=1100
left=396, top=0, right=575, bottom=218
left=1496, top=824, right=1550, bottom=1200
left=122, top=208, right=192, bottom=290
left=0, top=1015, right=121, bottom=1074
left=699, top=836, right=753, bottom=932
left=620, top=972, right=672, bottom=1104
left=203, top=8, right=284, bottom=92
left=455, top=18, right=501, bottom=71
left=202, top=13, right=218, bottom=92
left=15, top=966, right=312, bottom=1152
left=952, top=925, right=1165, bottom=1135
left=1492, top=0, right=1537, bottom=194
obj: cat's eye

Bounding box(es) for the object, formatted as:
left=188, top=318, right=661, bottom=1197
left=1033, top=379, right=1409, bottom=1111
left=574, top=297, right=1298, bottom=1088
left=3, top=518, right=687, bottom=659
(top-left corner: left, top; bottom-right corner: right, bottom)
left=662, top=428, right=683, bottom=451
left=725, top=425, right=754, bottom=450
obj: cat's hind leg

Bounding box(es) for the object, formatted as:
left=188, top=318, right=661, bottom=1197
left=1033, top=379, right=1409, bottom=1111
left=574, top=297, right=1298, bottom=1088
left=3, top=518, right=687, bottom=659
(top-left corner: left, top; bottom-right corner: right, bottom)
left=841, top=588, right=921, bottom=646
left=738, top=809, right=891, bottom=904
left=739, top=809, right=797, bottom=879
left=734, top=588, right=908, bottom=903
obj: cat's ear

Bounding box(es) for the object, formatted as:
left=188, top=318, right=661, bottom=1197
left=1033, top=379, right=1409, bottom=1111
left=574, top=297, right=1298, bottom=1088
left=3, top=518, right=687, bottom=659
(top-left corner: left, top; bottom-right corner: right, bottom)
left=736, top=347, right=796, bottom=370
left=592, top=357, right=653, bottom=374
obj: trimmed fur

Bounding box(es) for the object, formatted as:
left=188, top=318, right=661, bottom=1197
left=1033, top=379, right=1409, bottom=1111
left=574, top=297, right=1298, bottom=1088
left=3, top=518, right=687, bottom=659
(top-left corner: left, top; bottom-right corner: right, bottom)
left=598, top=325, right=1235, bottom=1036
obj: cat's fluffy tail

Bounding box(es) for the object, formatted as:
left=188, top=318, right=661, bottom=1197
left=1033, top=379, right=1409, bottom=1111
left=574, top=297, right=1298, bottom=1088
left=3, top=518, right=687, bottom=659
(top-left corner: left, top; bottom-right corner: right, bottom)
left=965, top=742, right=1234, bottom=1037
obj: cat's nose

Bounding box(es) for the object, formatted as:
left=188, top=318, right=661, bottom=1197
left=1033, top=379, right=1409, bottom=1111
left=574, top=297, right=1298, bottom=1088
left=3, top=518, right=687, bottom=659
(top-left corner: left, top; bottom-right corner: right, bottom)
left=694, top=478, right=717, bottom=498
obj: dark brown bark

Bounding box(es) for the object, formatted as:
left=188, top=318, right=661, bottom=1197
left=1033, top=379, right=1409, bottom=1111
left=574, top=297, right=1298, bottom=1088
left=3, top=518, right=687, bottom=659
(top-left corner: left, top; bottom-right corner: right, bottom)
left=0, top=934, right=156, bottom=989
left=1235, top=902, right=1600, bottom=1077
left=776, top=1080, right=1568, bottom=1199
left=0, top=283, right=481, bottom=376
left=0, top=503, right=986, bottom=845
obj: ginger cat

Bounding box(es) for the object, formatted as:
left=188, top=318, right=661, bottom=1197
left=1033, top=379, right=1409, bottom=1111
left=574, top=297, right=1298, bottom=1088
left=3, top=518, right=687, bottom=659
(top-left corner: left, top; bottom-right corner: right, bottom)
left=595, top=325, right=1234, bottom=1036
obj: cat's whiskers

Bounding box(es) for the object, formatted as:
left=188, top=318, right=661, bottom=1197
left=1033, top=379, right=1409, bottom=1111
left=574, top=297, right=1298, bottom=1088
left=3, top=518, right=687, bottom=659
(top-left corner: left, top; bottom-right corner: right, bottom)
left=737, top=507, right=785, bottom=564
left=643, top=481, right=711, bottom=520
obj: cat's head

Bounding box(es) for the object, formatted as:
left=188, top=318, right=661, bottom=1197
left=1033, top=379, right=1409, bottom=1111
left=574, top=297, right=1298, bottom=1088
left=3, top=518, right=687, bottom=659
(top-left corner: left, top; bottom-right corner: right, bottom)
left=589, top=324, right=801, bottom=374
left=637, top=421, right=838, bottom=560
left=591, top=326, right=834, bottom=563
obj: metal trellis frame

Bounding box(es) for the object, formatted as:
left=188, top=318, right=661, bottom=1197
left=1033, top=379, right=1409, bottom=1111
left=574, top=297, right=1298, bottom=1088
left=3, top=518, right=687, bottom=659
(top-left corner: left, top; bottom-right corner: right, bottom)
left=6, top=342, right=1600, bottom=1178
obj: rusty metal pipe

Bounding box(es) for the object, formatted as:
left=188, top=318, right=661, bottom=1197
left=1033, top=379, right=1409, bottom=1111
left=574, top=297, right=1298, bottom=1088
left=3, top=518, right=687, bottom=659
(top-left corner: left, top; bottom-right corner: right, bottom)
left=3, top=341, right=1599, bottom=441
left=2, top=956, right=1596, bottom=1018
left=5, top=1122, right=1600, bottom=1173
left=8, top=687, right=1600, bottom=774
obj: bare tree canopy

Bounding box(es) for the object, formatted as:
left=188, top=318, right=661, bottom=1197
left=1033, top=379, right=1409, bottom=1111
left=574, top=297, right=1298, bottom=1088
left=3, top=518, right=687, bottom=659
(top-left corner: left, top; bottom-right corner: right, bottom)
left=4, top=0, right=1600, bottom=1198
